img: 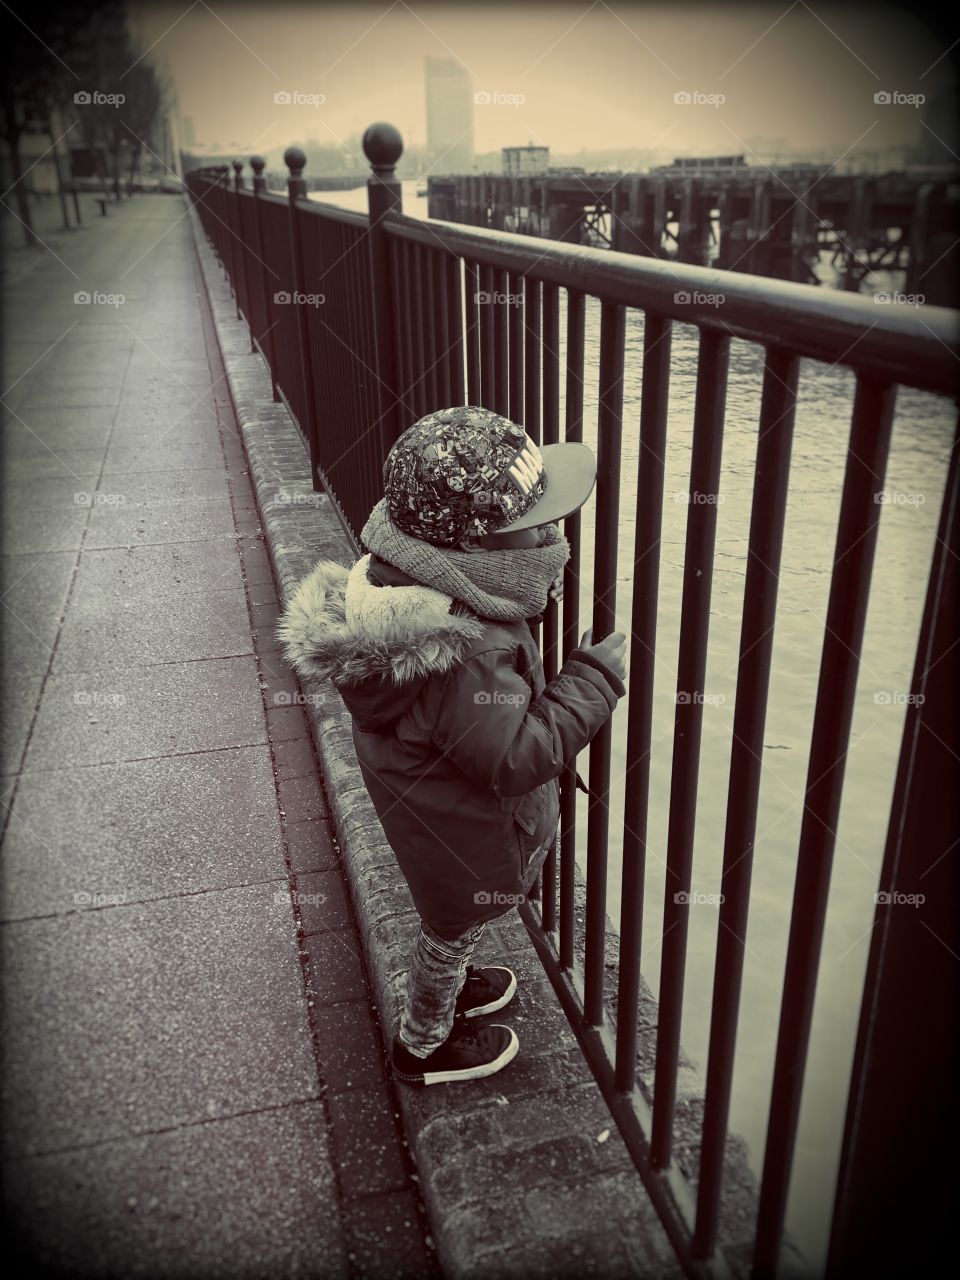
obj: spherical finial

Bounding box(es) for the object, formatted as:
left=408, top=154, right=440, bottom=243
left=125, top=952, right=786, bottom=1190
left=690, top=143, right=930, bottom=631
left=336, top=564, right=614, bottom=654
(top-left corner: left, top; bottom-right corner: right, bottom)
left=232, top=160, right=243, bottom=175
left=362, top=123, right=403, bottom=174
left=250, top=155, right=265, bottom=175
left=284, top=146, right=306, bottom=177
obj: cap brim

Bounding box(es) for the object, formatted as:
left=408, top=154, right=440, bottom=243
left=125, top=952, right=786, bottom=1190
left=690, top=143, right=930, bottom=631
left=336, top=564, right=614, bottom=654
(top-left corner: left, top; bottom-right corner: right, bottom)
left=494, top=442, right=597, bottom=533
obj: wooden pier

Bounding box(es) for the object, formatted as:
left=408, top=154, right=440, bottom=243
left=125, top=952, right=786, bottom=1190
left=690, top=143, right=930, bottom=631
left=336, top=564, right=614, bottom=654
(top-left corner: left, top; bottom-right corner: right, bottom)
left=426, top=169, right=960, bottom=305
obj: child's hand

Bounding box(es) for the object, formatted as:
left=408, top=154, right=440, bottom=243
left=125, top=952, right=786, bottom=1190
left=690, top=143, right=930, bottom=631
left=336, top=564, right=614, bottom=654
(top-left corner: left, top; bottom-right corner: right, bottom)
left=579, top=628, right=628, bottom=682
left=548, top=573, right=563, bottom=603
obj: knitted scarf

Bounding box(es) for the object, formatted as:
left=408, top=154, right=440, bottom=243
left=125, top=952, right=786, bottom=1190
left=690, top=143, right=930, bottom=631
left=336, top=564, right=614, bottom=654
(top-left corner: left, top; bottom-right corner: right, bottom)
left=360, top=498, right=570, bottom=622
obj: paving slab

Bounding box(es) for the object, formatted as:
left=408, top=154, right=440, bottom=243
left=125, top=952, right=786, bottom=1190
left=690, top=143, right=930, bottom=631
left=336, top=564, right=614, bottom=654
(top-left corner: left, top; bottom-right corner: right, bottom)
left=84, top=498, right=236, bottom=549
left=0, top=672, right=43, bottom=776
left=24, top=656, right=266, bottom=771
left=1, top=745, right=285, bottom=920
left=70, top=538, right=244, bottom=597
left=0, top=551, right=77, bottom=675
left=101, top=436, right=226, bottom=473
left=0, top=881, right=320, bottom=1158
left=4, top=1103, right=347, bottom=1279
left=54, top=542, right=247, bottom=669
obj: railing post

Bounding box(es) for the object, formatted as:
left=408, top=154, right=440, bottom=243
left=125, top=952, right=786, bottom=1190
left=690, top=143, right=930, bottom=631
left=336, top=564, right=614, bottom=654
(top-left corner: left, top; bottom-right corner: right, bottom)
left=363, top=122, right=404, bottom=464
left=250, top=155, right=279, bottom=399
left=284, top=145, right=322, bottom=484
left=232, top=159, right=250, bottom=325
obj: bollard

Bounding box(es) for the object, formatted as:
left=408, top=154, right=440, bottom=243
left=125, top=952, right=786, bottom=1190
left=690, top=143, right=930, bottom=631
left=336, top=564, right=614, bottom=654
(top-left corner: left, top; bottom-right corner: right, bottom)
left=250, top=155, right=279, bottom=394
left=285, top=145, right=322, bottom=484
left=363, top=122, right=404, bottom=462
left=232, top=159, right=244, bottom=191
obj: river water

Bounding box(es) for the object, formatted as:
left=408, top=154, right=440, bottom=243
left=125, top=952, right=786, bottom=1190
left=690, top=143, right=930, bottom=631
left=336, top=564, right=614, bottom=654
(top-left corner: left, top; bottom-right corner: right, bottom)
left=308, top=182, right=954, bottom=1271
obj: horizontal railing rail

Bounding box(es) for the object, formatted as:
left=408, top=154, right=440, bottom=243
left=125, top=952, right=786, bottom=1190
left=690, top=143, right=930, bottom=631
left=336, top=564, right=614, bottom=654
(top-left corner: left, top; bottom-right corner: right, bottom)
left=185, top=124, right=960, bottom=1280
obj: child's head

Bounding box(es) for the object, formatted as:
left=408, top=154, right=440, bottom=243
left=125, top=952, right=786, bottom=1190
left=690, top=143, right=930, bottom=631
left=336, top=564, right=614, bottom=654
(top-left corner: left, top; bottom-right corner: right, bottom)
left=382, top=406, right=596, bottom=551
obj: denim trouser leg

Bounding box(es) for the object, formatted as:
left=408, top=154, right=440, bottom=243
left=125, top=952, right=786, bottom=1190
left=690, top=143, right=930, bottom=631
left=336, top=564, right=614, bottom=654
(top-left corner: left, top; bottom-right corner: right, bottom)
left=399, top=919, right=486, bottom=1058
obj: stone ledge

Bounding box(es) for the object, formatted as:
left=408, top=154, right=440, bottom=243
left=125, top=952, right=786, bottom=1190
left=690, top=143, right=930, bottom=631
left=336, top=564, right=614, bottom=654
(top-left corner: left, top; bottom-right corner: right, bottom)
left=186, top=197, right=793, bottom=1279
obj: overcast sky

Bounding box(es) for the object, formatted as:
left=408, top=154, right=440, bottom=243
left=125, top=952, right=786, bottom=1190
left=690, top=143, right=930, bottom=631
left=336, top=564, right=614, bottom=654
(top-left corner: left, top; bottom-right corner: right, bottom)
left=131, top=0, right=956, bottom=162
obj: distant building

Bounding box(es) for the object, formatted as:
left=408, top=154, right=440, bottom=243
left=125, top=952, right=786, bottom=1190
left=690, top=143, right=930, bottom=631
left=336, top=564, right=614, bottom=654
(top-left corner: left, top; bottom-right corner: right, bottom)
left=425, top=55, right=473, bottom=174
left=502, top=146, right=549, bottom=176
left=650, top=155, right=748, bottom=175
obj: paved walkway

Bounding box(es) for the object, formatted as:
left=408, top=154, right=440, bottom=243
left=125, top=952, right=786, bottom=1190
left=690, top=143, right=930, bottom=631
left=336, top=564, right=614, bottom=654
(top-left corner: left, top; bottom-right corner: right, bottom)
left=1, top=194, right=437, bottom=1277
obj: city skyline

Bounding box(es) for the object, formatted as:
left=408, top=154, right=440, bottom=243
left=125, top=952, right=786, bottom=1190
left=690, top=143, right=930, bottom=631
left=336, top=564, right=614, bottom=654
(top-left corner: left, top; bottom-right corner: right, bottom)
left=133, top=1, right=957, bottom=172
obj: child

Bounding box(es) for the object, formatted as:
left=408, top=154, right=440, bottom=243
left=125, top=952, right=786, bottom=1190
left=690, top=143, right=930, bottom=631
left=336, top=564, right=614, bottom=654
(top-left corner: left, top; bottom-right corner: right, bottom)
left=277, top=406, right=627, bottom=1085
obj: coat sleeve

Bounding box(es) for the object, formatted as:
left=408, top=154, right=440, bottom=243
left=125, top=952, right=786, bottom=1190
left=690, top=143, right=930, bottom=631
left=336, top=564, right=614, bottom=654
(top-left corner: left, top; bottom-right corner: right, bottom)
left=431, top=646, right=626, bottom=797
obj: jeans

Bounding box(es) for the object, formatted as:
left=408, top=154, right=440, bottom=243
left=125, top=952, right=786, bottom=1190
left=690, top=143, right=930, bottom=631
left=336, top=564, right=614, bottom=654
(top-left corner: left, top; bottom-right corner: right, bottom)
left=398, top=919, right=486, bottom=1058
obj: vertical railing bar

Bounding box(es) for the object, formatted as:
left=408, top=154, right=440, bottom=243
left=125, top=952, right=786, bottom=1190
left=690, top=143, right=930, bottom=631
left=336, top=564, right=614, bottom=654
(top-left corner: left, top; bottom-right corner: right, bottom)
left=752, top=373, right=898, bottom=1278
left=615, top=311, right=673, bottom=1092
left=525, top=277, right=543, bottom=444
left=436, top=251, right=452, bottom=407
left=559, top=288, right=585, bottom=972
left=424, top=245, right=439, bottom=411
left=480, top=262, right=495, bottom=408
left=401, top=239, right=416, bottom=423
left=583, top=301, right=626, bottom=1027
left=651, top=326, right=731, bottom=1168
left=493, top=266, right=510, bottom=416
left=446, top=251, right=466, bottom=406
left=412, top=242, right=429, bottom=421
left=357, top=225, right=380, bottom=509
left=508, top=269, right=524, bottom=425
left=693, top=343, right=800, bottom=1257
left=465, top=260, right=481, bottom=404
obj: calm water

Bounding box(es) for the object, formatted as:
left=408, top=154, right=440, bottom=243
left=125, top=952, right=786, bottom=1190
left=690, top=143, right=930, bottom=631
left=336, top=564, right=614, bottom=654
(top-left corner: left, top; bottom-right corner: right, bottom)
left=310, top=183, right=955, bottom=1271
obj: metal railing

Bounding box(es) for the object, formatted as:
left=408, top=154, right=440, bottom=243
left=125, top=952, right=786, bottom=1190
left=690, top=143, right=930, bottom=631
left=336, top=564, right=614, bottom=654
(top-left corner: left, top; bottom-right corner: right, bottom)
left=186, top=125, right=960, bottom=1280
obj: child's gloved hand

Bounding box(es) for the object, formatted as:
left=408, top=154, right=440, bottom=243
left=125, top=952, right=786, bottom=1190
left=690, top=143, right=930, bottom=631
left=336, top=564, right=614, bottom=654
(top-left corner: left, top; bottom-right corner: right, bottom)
left=579, top=628, right=628, bottom=682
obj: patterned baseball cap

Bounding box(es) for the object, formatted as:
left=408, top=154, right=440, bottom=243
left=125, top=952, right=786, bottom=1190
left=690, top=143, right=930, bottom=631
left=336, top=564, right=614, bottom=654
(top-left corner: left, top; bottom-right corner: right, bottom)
left=383, top=405, right=596, bottom=547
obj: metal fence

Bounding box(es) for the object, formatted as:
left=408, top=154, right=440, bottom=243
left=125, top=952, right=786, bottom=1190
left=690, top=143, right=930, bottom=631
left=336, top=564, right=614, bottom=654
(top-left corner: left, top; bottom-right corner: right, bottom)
left=186, top=127, right=959, bottom=1280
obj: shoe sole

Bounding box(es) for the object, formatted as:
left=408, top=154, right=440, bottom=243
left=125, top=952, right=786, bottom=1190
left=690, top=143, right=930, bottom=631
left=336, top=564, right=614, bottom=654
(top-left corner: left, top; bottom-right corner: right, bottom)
left=457, top=970, right=518, bottom=1020
left=394, top=1026, right=519, bottom=1086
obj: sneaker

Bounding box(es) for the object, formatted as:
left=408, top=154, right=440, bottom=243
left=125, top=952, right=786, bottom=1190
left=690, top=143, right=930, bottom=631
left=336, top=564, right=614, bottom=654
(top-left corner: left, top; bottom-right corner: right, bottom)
left=392, top=1023, right=519, bottom=1086
left=454, top=964, right=518, bottom=1021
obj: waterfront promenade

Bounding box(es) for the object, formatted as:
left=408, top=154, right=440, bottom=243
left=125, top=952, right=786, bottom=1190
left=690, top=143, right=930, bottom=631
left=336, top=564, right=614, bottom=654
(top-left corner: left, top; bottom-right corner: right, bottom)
left=0, top=193, right=436, bottom=1277
left=0, top=194, right=687, bottom=1276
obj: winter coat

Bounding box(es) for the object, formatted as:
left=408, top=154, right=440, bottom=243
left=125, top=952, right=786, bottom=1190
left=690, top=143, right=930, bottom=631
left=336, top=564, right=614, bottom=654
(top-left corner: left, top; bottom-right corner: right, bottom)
left=277, top=551, right=627, bottom=938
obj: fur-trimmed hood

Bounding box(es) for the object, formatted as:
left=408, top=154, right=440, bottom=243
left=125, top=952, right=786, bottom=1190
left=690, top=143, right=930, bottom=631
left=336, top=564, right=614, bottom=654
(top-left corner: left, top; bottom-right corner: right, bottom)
left=276, top=555, right=489, bottom=732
